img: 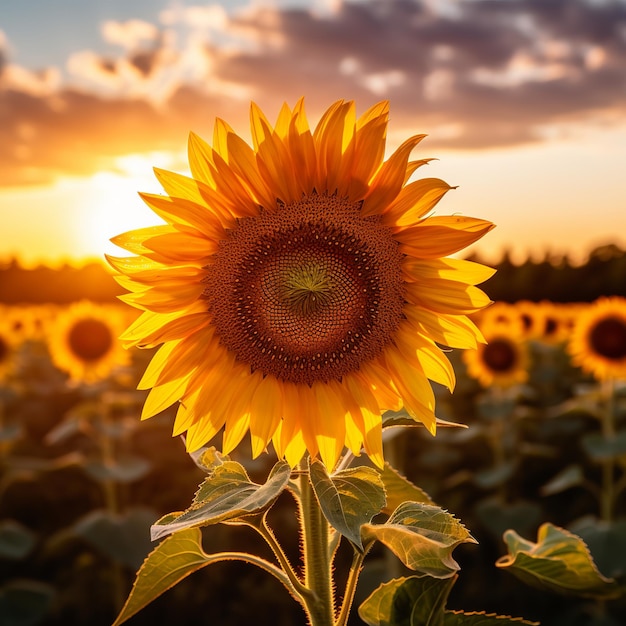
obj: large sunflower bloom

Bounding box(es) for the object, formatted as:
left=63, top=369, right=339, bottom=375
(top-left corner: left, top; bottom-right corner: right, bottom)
left=568, top=296, right=626, bottom=381
left=109, top=99, right=494, bottom=468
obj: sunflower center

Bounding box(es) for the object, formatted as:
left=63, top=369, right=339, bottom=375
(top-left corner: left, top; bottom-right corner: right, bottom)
left=68, top=318, right=113, bottom=362
left=482, top=338, right=517, bottom=373
left=282, top=262, right=334, bottom=316
left=589, top=317, right=626, bottom=361
left=204, top=192, right=405, bottom=384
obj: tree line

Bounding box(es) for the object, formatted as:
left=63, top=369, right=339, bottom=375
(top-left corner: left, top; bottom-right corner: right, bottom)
left=1, top=244, right=625, bottom=304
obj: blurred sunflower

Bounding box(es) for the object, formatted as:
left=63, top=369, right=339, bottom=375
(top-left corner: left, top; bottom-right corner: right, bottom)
left=47, top=301, right=130, bottom=383
left=536, top=301, right=569, bottom=345
left=568, top=296, right=626, bottom=381
left=109, top=98, right=494, bottom=468
left=463, top=319, right=529, bottom=388
left=514, top=300, right=545, bottom=340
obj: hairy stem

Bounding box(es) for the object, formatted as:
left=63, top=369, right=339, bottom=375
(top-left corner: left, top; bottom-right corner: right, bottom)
left=299, top=460, right=335, bottom=626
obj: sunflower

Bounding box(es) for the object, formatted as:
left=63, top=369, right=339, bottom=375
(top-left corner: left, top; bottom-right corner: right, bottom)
left=568, top=296, right=626, bottom=381
left=47, top=301, right=130, bottom=383
left=463, top=319, right=529, bottom=388
left=514, top=300, right=545, bottom=340
left=109, top=98, right=494, bottom=468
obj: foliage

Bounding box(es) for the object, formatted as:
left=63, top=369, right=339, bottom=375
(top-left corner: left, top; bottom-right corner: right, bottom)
left=1, top=298, right=626, bottom=625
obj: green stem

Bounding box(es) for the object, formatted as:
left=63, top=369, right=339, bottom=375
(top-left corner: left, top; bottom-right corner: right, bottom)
left=335, top=546, right=368, bottom=626
left=600, top=378, right=616, bottom=523
left=209, top=551, right=305, bottom=599
left=299, top=460, right=335, bottom=626
left=250, top=514, right=313, bottom=602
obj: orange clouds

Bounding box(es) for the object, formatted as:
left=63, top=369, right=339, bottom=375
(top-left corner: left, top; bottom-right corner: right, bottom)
left=1, top=0, right=625, bottom=187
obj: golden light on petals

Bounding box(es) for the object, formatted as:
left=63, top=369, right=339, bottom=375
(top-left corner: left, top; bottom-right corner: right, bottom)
left=109, top=98, right=495, bottom=469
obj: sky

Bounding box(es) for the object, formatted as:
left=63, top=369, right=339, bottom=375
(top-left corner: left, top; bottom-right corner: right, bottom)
left=2, top=0, right=626, bottom=268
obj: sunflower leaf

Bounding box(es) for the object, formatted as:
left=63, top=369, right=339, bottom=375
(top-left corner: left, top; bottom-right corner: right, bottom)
left=112, top=527, right=253, bottom=626
left=377, top=462, right=434, bottom=515
left=581, top=431, right=626, bottom=462
left=358, top=574, right=455, bottom=626
left=443, top=611, right=539, bottom=625
left=309, top=458, right=386, bottom=551
left=150, top=460, right=291, bottom=541
left=361, top=502, right=476, bottom=578
left=496, top=522, right=622, bottom=599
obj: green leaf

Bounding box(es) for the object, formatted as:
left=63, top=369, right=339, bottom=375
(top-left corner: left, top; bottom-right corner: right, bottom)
left=569, top=519, right=626, bottom=582
left=151, top=459, right=291, bottom=541
left=474, top=497, right=542, bottom=541
left=359, top=575, right=455, bottom=626
left=113, top=528, right=232, bottom=626
left=0, top=580, right=54, bottom=626
left=73, top=508, right=157, bottom=569
left=308, top=458, right=386, bottom=550
left=473, top=463, right=515, bottom=490
left=362, top=503, right=476, bottom=578
left=0, top=520, right=37, bottom=560
left=443, top=611, right=539, bottom=625
left=496, top=522, right=622, bottom=599
left=540, top=465, right=585, bottom=496
left=581, top=431, right=626, bottom=462
left=83, top=456, right=152, bottom=483
left=377, top=463, right=434, bottom=515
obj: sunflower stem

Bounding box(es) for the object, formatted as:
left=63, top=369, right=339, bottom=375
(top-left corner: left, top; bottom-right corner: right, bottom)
left=335, top=545, right=369, bottom=626
left=248, top=513, right=313, bottom=602
left=299, top=459, right=335, bottom=626
left=600, top=378, right=616, bottom=523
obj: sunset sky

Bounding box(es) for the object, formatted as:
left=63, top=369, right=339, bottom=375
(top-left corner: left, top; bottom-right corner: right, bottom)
left=2, top=0, right=626, bottom=268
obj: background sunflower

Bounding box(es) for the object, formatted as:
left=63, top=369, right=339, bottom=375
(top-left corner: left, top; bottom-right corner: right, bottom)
left=47, top=300, right=130, bottom=383
left=568, top=296, right=626, bottom=381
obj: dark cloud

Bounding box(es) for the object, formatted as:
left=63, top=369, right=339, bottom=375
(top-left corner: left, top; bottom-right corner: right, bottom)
left=1, top=0, right=625, bottom=186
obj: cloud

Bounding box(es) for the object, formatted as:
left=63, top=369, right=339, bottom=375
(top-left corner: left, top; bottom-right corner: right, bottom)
left=1, top=0, right=625, bottom=186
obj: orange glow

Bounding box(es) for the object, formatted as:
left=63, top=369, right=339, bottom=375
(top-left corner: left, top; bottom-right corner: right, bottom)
left=0, top=152, right=181, bottom=268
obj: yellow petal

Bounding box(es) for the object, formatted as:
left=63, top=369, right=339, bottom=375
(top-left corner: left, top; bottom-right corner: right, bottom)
left=385, top=348, right=437, bottom=434
left=249, top=375, right=283, bottom=459
left=383, top=178, right=453, bottom=228
left=311, top=381, right=346, bottom=469
left=136, top=340, right=180, bottom=389
left=188, top=131, right=217, bottom=188
left=398, top=216, right=495, bottom=258
left=405, top=306, right=485, bottom=349
left=403, top=257, right=496, bottom=286
left=406, top=279, right=492, bottom=315
left=120, top=309, right=208, bottom=349
left=142, top=230, right=217, bottom=263
left=394, top=323, right=456, bottom=391
left=361, top=134, right=427, bottom=216
left=139, top=192, right=225, bottom=239
left=141, top=374, right=190, bottom=420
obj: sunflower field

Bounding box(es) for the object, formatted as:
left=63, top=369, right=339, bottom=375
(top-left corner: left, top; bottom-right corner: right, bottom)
left=1, top=284, right=625, bottom=626
left=1, top=99, right=625, bottom=626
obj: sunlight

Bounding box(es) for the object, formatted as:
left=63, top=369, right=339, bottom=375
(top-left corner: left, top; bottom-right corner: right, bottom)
left=79, top=170, right=165, bottom=261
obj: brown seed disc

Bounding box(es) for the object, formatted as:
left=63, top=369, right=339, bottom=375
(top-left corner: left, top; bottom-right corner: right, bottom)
left=68, top=318, right=113, bottom=362
left=482, top=338, right=517, bottom=373
left=589, top=316, right=626, bottom=361
left=204, top=192, right=405, bottom=384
